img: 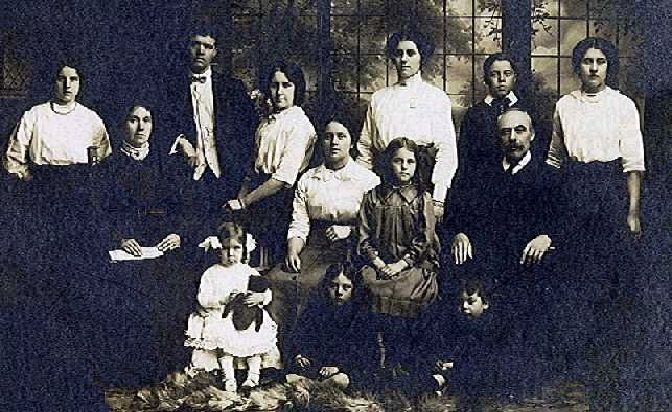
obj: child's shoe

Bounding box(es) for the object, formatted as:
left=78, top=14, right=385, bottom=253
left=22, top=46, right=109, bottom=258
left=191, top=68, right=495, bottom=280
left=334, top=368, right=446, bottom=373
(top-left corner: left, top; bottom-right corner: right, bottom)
left=241, top=373, right=260, bottom=389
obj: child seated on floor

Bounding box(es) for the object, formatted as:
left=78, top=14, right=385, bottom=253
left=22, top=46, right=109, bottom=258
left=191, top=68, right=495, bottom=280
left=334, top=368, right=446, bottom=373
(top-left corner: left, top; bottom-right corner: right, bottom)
left=434, top=279, right=535, bottom=411
left=284, top=263, right=374, bottom=390
left=184, top=221, right=282, bottom=392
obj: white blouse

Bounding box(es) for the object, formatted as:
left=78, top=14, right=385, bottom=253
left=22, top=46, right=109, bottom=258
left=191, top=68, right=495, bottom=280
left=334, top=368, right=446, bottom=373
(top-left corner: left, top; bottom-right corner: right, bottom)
left=4, top=102, right=111, bottom=178
left=547, top=87, right=645, bottom=173
left=357, top=72, right=458, bottom=201
left=254, top=106, right=317, bottom=186
left=287, top=159, right=380, bottom=240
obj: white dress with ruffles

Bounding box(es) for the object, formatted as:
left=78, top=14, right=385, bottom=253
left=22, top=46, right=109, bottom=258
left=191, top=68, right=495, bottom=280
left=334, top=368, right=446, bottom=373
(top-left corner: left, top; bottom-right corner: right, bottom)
left=185, top=263, right=279, bottom=359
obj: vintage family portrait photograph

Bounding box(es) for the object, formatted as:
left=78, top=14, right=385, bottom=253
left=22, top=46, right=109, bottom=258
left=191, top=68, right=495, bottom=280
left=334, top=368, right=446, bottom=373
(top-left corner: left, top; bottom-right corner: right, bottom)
left=0, top=0, right=671, bottom=410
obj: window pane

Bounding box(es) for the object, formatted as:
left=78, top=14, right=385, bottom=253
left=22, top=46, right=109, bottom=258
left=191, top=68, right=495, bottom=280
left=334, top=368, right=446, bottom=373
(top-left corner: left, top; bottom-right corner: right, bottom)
left=474, top=17, right=501, bottom=54
left=446, top=0, right=472, bottom=16
left=445, top=55, right=474, bottom=95
left=360, top=16, right=388, bottom=54
left=331, top=0, right=358, bottom=15
left=559, top=57, right=579, bottom=95
left=446, top=17, right=473, bottom=54
left=476, top=1, right=501, bottom=18
left=532, top=18, right=558, bottom=55
left=331, top=16, right=359, bottom=54
left=561, top=0, right=587, bottom=18
left=560, top=19, right=587, bottom=56
left=536, top=0, right=558, bottom=17
left=532, top=56, right=559, bottom=93
left=360, top=55, right=389, bottom=92
left=589, top=20, right=617, bottom=42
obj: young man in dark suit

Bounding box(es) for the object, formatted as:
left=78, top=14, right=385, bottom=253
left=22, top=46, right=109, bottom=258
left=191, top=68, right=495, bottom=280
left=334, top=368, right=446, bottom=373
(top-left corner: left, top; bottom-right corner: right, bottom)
left=165, top=25, right=258, bottom=233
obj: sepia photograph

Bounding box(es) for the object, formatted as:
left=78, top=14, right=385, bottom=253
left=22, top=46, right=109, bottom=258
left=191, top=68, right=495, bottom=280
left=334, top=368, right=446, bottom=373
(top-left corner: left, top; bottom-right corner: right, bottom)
left=0, top=0, right=670, bottom=410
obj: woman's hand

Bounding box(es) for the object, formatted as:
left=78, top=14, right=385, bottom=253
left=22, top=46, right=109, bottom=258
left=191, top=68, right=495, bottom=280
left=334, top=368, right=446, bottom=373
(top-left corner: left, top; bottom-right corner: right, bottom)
left=451, top=233, right=473, bottom=265
left=157, top=233, right=181, bottom=252
left=120, top=238, right=142, bottom=256
left=627, top=211, right=642, bottom=239
left=244, top=292, right=266, bottom=307
left=325, top=225, right=351, bottom=242
left=285, top=237, right=304, bottom=273
left=319, top=366, right=340, bottom=378
left=381, top=260, right=408, bottom=278
left=295, top=355, right=311, bottom=368
left=433, top=200, right=445, bottom=223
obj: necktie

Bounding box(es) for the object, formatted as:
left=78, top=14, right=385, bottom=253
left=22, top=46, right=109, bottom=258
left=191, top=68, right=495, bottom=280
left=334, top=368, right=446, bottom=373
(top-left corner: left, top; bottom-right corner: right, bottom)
left=190, top=75, right=206, bottom=83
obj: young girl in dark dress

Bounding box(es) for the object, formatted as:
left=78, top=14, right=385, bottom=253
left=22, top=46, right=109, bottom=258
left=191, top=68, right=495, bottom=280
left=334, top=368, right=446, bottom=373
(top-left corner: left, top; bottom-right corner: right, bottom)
left=357, top=137, right=440, bottom=378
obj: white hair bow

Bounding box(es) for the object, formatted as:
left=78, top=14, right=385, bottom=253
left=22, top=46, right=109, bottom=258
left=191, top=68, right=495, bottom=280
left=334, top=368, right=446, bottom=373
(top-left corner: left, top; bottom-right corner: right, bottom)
left=198, top=234, right=257, bottom=253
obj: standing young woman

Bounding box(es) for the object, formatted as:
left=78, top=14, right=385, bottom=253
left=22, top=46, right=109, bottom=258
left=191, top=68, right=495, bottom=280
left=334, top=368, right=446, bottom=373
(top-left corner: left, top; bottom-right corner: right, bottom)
left=547, top=37, right=644, bottom=410
left=225, top=61, right=317, bottom=269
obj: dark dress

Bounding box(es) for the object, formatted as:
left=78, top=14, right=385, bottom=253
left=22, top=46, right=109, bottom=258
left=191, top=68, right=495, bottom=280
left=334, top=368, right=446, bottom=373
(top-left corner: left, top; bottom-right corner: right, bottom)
left=357, top=184, right=440, bottom=370
left=94, top=148, right=196, bottom=386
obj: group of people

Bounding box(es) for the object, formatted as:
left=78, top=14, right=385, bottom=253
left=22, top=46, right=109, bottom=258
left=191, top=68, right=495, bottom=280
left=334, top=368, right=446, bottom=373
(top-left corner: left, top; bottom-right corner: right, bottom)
left=0, top=23, right=647, bottom=411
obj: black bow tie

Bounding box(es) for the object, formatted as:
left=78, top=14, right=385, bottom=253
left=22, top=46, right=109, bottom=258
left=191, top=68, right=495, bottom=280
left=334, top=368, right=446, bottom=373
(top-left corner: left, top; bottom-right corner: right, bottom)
left=493, top=97, right=511, bottom=116
left=190, top=75, right=207, bottom=83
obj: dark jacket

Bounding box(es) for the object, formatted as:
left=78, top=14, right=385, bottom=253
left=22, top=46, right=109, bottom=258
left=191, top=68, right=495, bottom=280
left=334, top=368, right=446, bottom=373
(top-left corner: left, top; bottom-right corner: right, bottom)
left=161, top=68, right=258, bottom=196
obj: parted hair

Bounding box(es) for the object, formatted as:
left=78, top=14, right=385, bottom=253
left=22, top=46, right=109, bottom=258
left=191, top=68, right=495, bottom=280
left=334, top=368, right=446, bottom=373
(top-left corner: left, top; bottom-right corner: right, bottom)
left=385, top=30, right=435, bottom=64
left=571, top=37, right=620, bottom=89
left=261, top=60, right=307, bottom=107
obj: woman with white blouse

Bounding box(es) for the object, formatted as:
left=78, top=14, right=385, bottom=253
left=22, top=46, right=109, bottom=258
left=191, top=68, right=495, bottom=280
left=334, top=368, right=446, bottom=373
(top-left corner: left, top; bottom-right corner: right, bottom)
left=357, top=30, right=458, bottom=221
left=266, top=116, right=379, bottom=340
left=547, top=37, right=644, bottom=410
left=225, top=61, right=317, bottom=269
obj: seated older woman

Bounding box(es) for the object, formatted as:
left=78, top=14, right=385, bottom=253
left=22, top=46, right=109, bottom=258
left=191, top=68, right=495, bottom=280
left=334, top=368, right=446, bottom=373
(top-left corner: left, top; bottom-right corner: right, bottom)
left=98, top=104, right=193, bottom=386
left=266, top=116, right=379, bottom=337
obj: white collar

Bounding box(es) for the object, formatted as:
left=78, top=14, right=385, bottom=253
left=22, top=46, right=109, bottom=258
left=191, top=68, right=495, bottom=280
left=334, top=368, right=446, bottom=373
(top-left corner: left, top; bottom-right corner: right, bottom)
left=484, top=91, right=518, bottom=106
left=502, top=151, right=532, bottom=175
left=120, top=140, right=150, bottom=161
left=313, top=158, right=356, bottom=181
left=190, top=67, right=212, bottom=81
left=397, top=71, right=423, bottom=87
left=571, top=87, right=611, bottom=103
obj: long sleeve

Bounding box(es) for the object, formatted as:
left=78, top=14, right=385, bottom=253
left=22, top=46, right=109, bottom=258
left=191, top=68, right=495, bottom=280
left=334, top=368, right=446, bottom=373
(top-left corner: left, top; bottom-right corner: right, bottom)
left=357, top=190, right=379, bottom=264
left=546, top=105, right=567, bottom=169
left=287, top=176, right=310, bottom=240
left=402, top=192, right=438, bottom=266
left=618, top=99, right=645, bottom=173
left=3, top=113, right=33, bottom=178
left=356, top=104, right=376, bottom=170
left=430, top=97, right=458, bottom=202
left=272, top=121, right=316, bottom=186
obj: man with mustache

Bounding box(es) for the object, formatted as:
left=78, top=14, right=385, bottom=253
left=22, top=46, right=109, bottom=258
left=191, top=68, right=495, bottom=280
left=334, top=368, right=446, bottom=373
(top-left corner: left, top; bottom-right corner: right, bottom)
left=164, top=25, right=257, bottom=234
left=456, top=53, right=529, bottom=181
left=449, top=108, right=560, bottom=279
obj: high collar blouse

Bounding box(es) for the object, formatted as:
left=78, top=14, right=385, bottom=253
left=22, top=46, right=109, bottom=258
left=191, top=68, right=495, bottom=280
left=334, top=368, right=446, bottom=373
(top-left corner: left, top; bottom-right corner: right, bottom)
left=356, top=72, right=458, bottom=201
left=547, top=87, right=645, bottom=173
left=287, top=159, right=380, bottom=240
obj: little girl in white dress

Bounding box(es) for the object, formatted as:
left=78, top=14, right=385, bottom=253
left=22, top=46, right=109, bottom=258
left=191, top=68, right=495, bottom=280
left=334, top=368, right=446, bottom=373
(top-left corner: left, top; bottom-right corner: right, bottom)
left=185, top=221, right=280, bottom=391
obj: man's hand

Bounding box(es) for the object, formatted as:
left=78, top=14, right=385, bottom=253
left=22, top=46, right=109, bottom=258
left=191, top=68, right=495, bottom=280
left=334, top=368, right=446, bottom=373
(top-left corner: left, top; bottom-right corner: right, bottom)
left=244, top=292, right=266, bottom=307
left=325, top=225, right=351, bottom=242
left=627, top=211, right=642, bottom=239
left=285, top=237, right=304, bottom=273
left=120, top=238, right=142, bottom=256
left=295, top=355, right=311, bottom=368
left=451, top=233, right=472, bottom=265
left=520, top=234, right=552, bottom=265
left=157, top=233, right=181, bottom=252
left=319, top=367, right=340, bottom=378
